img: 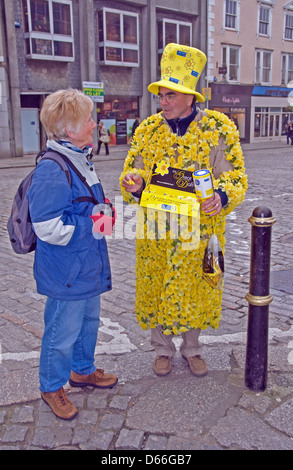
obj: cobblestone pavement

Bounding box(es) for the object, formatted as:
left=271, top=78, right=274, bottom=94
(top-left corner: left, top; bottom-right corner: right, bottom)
left=0, top=141, right=292, bottom=452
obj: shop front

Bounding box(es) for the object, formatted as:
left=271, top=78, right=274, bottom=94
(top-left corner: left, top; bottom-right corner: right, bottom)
left=209, top=84, right=253, bottom=142
left=251, top=86, right=293, bottom=143
left=96, top=96, right=139, bottom=145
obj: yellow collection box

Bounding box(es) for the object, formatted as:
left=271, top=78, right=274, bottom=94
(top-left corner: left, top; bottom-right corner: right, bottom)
left=140, top=163, right=200, bottom=218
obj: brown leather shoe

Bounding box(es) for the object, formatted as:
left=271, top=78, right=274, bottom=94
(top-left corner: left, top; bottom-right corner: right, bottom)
left=41, top=387, right=78, bottom=420
left=183, top=355, right=208, bottom=377
left=69, top=369, right=118, bottom=389
left=153, top=355, right=172, bottom=376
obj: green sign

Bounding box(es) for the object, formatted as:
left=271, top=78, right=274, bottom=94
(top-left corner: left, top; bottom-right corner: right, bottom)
left=83, top=81, right=104, bottom=102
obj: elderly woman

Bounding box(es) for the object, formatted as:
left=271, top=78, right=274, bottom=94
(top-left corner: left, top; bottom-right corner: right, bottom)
left=27, top=89, right=117, bottom=420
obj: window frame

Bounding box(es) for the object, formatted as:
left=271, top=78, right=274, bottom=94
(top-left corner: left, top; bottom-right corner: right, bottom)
left=221, top=44, right=240, bottom=83
left=258, top=4, right=272, bottom=37
left=23, top=0, right=74, bottom=62
left=281, top=53, right=293, bottom=85
left=98, top=8, right=139, bottom=67
left=255, top=49, right=272, bottom=85
left=157, top=18, right=192, bottom=49
left=224, top=0, right=240, bottom=32
left=284, top=11, right=293, bottom=41
left=157, top=18, right=192, bottom=68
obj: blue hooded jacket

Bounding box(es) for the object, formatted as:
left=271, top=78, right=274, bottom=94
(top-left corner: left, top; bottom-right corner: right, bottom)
left=27, top=149, right=112, bottom=300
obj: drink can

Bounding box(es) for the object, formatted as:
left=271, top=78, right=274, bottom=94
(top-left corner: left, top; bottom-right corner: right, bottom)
left=193, top=169, right=214, bottom=200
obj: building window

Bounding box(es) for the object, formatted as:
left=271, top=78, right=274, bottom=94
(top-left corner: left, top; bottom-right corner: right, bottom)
left=255, top=50, right=272, bottom=84
left=221, top=45, right=240, bottom=82
left=157, top=19, right=192, bottom=67
left=284, top=12, right=293, bottom=40
left=281, top=54, right=293, bottom=85
left=23, top=0, right=74, bottom=61
left=224, top=0, right=238, bottom=30
left=98, top=8, right=139, bottom=67
left=258, top=5, right=271, bottom=36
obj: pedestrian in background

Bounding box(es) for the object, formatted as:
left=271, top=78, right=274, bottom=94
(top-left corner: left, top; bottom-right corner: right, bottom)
left=120, top=43, right=247, bottom=378
left=96, top=120, right=110, bottom=155
left=27, top=89, right=117, bottom=420
left=285, top=120, right=293, bottom=145
left=131, top=116, right=140, bottom=139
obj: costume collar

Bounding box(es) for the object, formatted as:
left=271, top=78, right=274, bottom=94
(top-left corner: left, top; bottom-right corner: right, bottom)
left=165, top=105, right=197, bottom=136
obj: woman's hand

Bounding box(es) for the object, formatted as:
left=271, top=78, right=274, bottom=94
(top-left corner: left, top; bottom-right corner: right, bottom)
left=201, top=192, right=222, bottom=217
left=122, top=174, right=143, bottom=193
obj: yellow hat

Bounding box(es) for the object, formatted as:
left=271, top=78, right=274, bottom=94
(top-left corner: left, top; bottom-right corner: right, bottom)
left=148, top=43, right=207, bottom=102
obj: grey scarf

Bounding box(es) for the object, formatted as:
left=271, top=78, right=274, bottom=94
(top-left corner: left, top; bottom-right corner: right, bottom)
left=47, top=139, right=100, bottom=186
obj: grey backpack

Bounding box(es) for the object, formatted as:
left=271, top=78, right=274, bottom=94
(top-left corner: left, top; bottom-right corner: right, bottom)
left=7, top=150, right=72, bottom=254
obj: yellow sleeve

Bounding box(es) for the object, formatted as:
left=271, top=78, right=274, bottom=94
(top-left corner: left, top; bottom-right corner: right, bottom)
left=205, top=110, right=248, bottom=215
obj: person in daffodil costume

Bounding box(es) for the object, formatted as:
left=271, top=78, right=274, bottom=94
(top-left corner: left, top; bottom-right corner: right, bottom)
left=120, top=43, right=247, bottom=377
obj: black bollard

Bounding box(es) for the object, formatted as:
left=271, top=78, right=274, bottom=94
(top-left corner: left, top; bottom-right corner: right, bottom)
left=244, top=206, right=276, bottom=392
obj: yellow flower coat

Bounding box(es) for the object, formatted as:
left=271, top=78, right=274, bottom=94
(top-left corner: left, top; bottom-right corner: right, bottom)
left=120, top=109, right=248, bottom=335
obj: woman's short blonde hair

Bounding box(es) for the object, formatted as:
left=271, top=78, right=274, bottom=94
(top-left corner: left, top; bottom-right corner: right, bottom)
left=40, top=88, right=93, bottom=140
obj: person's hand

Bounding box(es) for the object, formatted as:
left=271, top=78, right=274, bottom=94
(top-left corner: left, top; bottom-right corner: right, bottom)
left=122, top=174, right=143, bottom=193
left=201, top=192, right=222, bottom=217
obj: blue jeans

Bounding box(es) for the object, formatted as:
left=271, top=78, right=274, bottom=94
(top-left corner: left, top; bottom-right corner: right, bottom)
left=39, top=295, right=100, bottom=392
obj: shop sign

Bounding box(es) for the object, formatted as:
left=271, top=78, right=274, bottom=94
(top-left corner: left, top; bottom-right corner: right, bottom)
left=219, top=66, right=227, bottom=74
left=202, top=87, right=211, bottom=100
left=83, top=81, right=104, bottom=102
left=222, top=96, right=241, bottom=105
left=231, top=108, right=245, bottom=112
left=116, top=119, right=127, bottom=144
left=252, top=86, right=293, bottom=97
left=210, top=84, right=252, bottom=107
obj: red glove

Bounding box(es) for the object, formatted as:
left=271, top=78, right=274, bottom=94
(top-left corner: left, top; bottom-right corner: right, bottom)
left=90, top=200, right=116, bottom=236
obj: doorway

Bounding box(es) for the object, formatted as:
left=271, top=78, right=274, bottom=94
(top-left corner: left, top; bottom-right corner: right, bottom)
left=21, top=108, right=40, bottom=154
left=269, top=114, right=280, bottom=138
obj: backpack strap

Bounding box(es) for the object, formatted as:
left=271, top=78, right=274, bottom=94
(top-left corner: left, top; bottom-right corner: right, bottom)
left=36, top=150, right=72, bottom=186
left=54, top=153, right=99, bottom=205
left=36, top=150, right=99, bottom=205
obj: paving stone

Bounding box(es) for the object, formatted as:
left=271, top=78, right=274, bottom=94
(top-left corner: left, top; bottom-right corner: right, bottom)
left=265, top=398, right=293, bottom=438
left=31, top=427, right=57, bottom=448
left=109, top=395, right=131, bottom=410
left=144, top=434, right=168, bottom=450
left=84, top=431, right=114, bottom=450
left=115, top=428, right=144, bottom=449
left=121, top=383, right=142, bottom=396
left=11, top=405, right=34, bottom=423
left=238, top=392, right=272, bottom=414
left=87, top=395, right=108, bottom=410
left=77, top=409, right=98, bottom=426
left=126, top=374, right=242, bottom=436
left=0, top=445, right=21, bottom=450
left=166, top=435, right=200, bottom=450
left=1, top=425, right=28, bottom=443
left=37, top=407, right=58, bottom=427
left=210, top=408, right=293, bottom=450
left=99, top=413, right=125, bottom=430
left=72, top=427, right=91, bottom=446
left=0, top=410, right=7, bottom=424
left=32, top=426, right=73, bottom=449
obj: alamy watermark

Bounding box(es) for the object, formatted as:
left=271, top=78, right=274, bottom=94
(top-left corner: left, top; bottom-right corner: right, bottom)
left=99, top=196, right=200, bottom=250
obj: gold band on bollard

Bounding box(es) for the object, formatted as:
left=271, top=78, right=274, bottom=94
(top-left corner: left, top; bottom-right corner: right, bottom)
left=248, top=216, right=276, bottom=227
left=245, top=293, right=273, bottom=306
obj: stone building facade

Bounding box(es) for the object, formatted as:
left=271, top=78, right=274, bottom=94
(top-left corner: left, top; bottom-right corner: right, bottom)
left=0, top=0, right=207, bottom=158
